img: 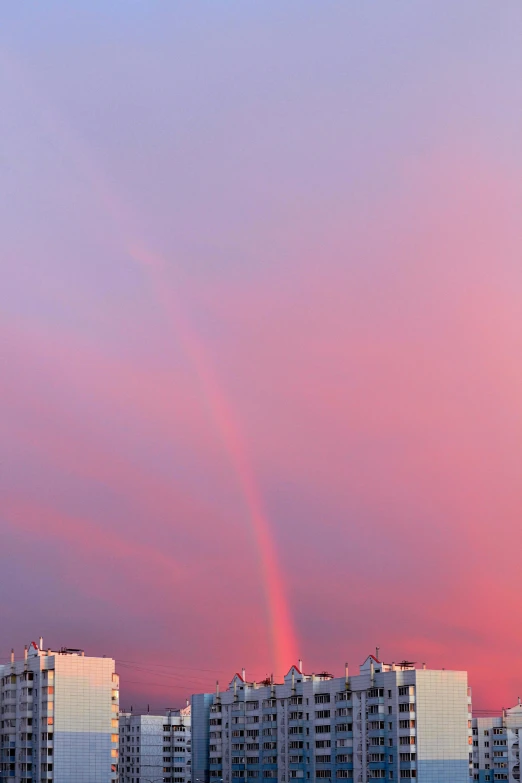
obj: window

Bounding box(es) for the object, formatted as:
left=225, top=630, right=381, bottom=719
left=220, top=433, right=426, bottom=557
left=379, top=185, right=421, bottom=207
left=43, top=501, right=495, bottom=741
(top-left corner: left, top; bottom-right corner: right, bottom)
left=399, top=704, right=415, bottom=713
left=316, top=771, right=331, bottom=778
left=316, top=740, right=331, bottom=748
left=315, top=695, right=330, bottom=704
left=315, top=756, right=331, bottom=764
left=336, top=754, right=351, bottom=763
left=290, top=697, right=303, bottom=705
left=399, top=773, right=416, bottom=780
left=367, top=689, right=384, bottom=698
left=336, top=724, right=352, bottom=733
left=316, top=711, right=331, bottom=719
left=290, top=712, right=304, bottom=720
left=336, top=772, right=352, bottom=779
left=315, top=725, right=331, bottom=734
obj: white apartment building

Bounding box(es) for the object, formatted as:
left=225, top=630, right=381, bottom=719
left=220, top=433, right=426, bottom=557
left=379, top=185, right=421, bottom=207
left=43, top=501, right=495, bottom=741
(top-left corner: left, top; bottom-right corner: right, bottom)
left=119, top=706, right=191, bottom=783
left=471, top=702, right=521, bottom=783
left=0, top=638, right=119, bottom=783
left=192, top=654, right=473, bottom=783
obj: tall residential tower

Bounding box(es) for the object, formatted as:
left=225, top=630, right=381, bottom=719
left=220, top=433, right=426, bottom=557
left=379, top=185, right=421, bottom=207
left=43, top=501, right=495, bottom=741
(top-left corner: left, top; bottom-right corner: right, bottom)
left=192, top=655, right=472, bottom=783
left=0, top=639, right=119, bottom=783
left=471, top=701, right=521, bottom=782
left=119, top=706, right=191, bottom=783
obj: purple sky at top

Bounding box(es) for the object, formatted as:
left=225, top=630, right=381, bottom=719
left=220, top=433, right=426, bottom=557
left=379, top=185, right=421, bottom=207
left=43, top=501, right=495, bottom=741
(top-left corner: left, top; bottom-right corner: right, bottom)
left=1, top=1, right=521, bottom=711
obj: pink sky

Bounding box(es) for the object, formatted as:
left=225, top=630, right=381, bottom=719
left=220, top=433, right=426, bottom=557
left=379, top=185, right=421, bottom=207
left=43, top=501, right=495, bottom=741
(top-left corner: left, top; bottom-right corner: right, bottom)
left=0, top=1, right=521, bottom=712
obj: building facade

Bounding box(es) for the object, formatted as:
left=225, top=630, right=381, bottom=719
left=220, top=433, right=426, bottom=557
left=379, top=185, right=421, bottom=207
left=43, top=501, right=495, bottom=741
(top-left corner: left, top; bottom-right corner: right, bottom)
left=471, top=702, right=521, bottom=782
left=119, top=707, right=191, bottom=783
left=192, top=655, right=472, bottom=783
left=0, top=638, right=119, bottom=783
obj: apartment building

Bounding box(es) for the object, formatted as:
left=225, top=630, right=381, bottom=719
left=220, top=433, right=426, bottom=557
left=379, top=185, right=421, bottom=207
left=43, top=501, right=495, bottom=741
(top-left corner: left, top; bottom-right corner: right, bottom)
left=0, top=638, right=119, bottom=783
left=192, top=654, right=472, bottom=783
left=471, top=702, right=521, bottom=782
left=119, top=706, right=191, bottom=783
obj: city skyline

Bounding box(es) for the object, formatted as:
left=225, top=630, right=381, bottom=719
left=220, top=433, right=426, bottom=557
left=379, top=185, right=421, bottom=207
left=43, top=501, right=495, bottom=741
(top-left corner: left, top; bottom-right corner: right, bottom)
left=1, top=2, right=521, bottom=714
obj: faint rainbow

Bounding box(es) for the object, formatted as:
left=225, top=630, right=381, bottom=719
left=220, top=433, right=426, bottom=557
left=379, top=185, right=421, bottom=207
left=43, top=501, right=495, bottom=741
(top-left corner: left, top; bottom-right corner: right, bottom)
left=1, top=47, right=298, bottom=674
left=128, top=245, right=298, bottom=676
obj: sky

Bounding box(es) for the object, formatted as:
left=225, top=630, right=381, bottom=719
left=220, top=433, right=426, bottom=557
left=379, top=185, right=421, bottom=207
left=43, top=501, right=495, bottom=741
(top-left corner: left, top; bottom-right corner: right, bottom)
left=0, top=1, right=521, bottom=713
